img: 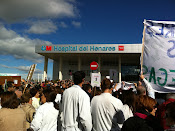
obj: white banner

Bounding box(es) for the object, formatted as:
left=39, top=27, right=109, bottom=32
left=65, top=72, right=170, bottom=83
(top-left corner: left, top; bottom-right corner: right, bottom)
left=142, top=20, right=175, bottom=92
left=115, top=81, right=136, bottom=91
left=26, top=64, right=36, bottom=81
left=91, top=73, right=101, bottom=87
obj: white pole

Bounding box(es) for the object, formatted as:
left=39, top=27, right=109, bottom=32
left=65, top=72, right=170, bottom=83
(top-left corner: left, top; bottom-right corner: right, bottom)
left=59, top=56, right=63, bottom=80
left=44, top=57, right=48, bottom=81
left=118, top=55, right=121, bottom=83
left=42, top=74, right=44, bottom=82
left=38, top=74, right=39, bottom=82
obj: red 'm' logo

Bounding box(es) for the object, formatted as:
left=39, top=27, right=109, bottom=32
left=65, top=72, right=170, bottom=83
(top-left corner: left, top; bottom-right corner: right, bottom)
left=46, top=46, right=52, bottom=51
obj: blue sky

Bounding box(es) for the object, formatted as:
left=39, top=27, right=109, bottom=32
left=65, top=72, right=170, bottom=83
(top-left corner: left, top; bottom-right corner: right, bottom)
left=0, top=0, right=175, bottom=80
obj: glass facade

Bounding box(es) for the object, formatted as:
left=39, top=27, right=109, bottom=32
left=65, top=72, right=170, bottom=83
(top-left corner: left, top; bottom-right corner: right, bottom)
left=121, top=65, right=140, bottom=82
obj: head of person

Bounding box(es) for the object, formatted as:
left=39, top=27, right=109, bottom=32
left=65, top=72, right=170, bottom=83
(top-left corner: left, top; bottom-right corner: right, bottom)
left=165, top=102, right=175, bottom=127
left=30, top=88, right=40, bottom=98
left=73, top=71, right=85, bottom=85
left=41, top=89, right=57, bottom=104
left=41, top=89, right=59, bottom=110
left=7, top=81, right=15, bottom=92
left=82, top=84, right=92, bottom=93
left=91, top=86, right=102, bottom=96
left=1, top=91, right=19, bottom=109
left=120, top=89, right=136, bottom=112
left=55, top=86, right=64, bottom=94
left=101, top=78, right=113, bottom=93
left=136, top=85, right=146, bottom=96
left=136, top=95, right=157, bottom=116
left=21, top=93, right=32, bottom=105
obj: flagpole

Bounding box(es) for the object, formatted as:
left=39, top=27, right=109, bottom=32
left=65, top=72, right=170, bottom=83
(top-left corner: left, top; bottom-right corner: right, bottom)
left=140, top=19, right=146, bottom=74
left=23, top=64, right=36, bottom=94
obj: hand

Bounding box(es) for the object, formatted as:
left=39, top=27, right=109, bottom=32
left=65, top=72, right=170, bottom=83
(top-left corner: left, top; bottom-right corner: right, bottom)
left=140, top=74, right=144, bottom=80
left=114, top=83, right=118, bottom=90
left=122, top=81, right=125, bottom=86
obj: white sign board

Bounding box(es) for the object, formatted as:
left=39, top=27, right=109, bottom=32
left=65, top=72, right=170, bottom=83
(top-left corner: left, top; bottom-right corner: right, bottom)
left=91, top=73, right=101, bottom=87
left=142, top=20, right=175, bottom=92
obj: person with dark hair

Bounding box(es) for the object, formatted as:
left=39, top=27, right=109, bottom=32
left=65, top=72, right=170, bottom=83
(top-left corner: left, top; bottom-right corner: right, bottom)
left=61, top=71, right=92, bottom=131
left=73, top=71, right=85, bottom=85
left=119, top=90, right=137, bottom=121
left=30, top=88, right=40, bottom=110
left=122, top=95, right=163, bottom=131
left=20, top=93, right=36, bottom=130
left=91, top=78, right=124, bottom=131
left=31, top=89, right=59, bottom=131
left=0, top=91, right=26, bottom=131
left=7, top=81, right=15, bottom=92
left=164, top=102, right=175, bottom=130
left=82, top=84, right=93, bottom=100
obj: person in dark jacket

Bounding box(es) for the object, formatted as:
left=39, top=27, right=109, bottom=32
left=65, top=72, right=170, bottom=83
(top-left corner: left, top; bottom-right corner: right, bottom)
left=122, top=95, right=163, bottom=131
left=156, top=93, right=175, bottom=130
left=164, top=102, right=175, bottom=131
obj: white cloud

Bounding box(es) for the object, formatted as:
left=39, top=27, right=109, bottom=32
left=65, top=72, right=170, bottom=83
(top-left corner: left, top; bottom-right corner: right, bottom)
left=59, top=21, right=68, bottom=28
left=0, top=64, right=42, bottom=73
left=0, top=24, right=52, bottom=62
left=27, top=20, right=58, bottom=34
left=72, top=21, right=81, bottom=28
left=0, top=0, right=77, bottom=23
left=0, top=26, right=17, bottom=40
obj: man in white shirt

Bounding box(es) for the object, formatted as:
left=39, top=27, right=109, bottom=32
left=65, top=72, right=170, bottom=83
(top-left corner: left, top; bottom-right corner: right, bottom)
left=61, top=71, right=92, bottom=131
left=91, top=78, right=124, bottom=131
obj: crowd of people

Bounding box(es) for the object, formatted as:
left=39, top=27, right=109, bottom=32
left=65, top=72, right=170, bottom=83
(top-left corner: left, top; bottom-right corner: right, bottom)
left=0, top=71, right=175, bottom=131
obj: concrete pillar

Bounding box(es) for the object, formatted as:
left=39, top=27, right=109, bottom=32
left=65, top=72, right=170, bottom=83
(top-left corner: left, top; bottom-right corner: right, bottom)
left=78, top=56, right=81, bottom=71
left=43, top=56, right=48, bottom=81
left=98, top=56, right=101, bottom=73
left=118, top=55, right=121, bottom=83
left=59, top=56, right=63, bottom=80
left=53, top=60, right=59, bottom=80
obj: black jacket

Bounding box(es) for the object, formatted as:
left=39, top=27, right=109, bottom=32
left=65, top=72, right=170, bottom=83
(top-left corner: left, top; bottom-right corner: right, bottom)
left=121, top=110, right=164, bottom=131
